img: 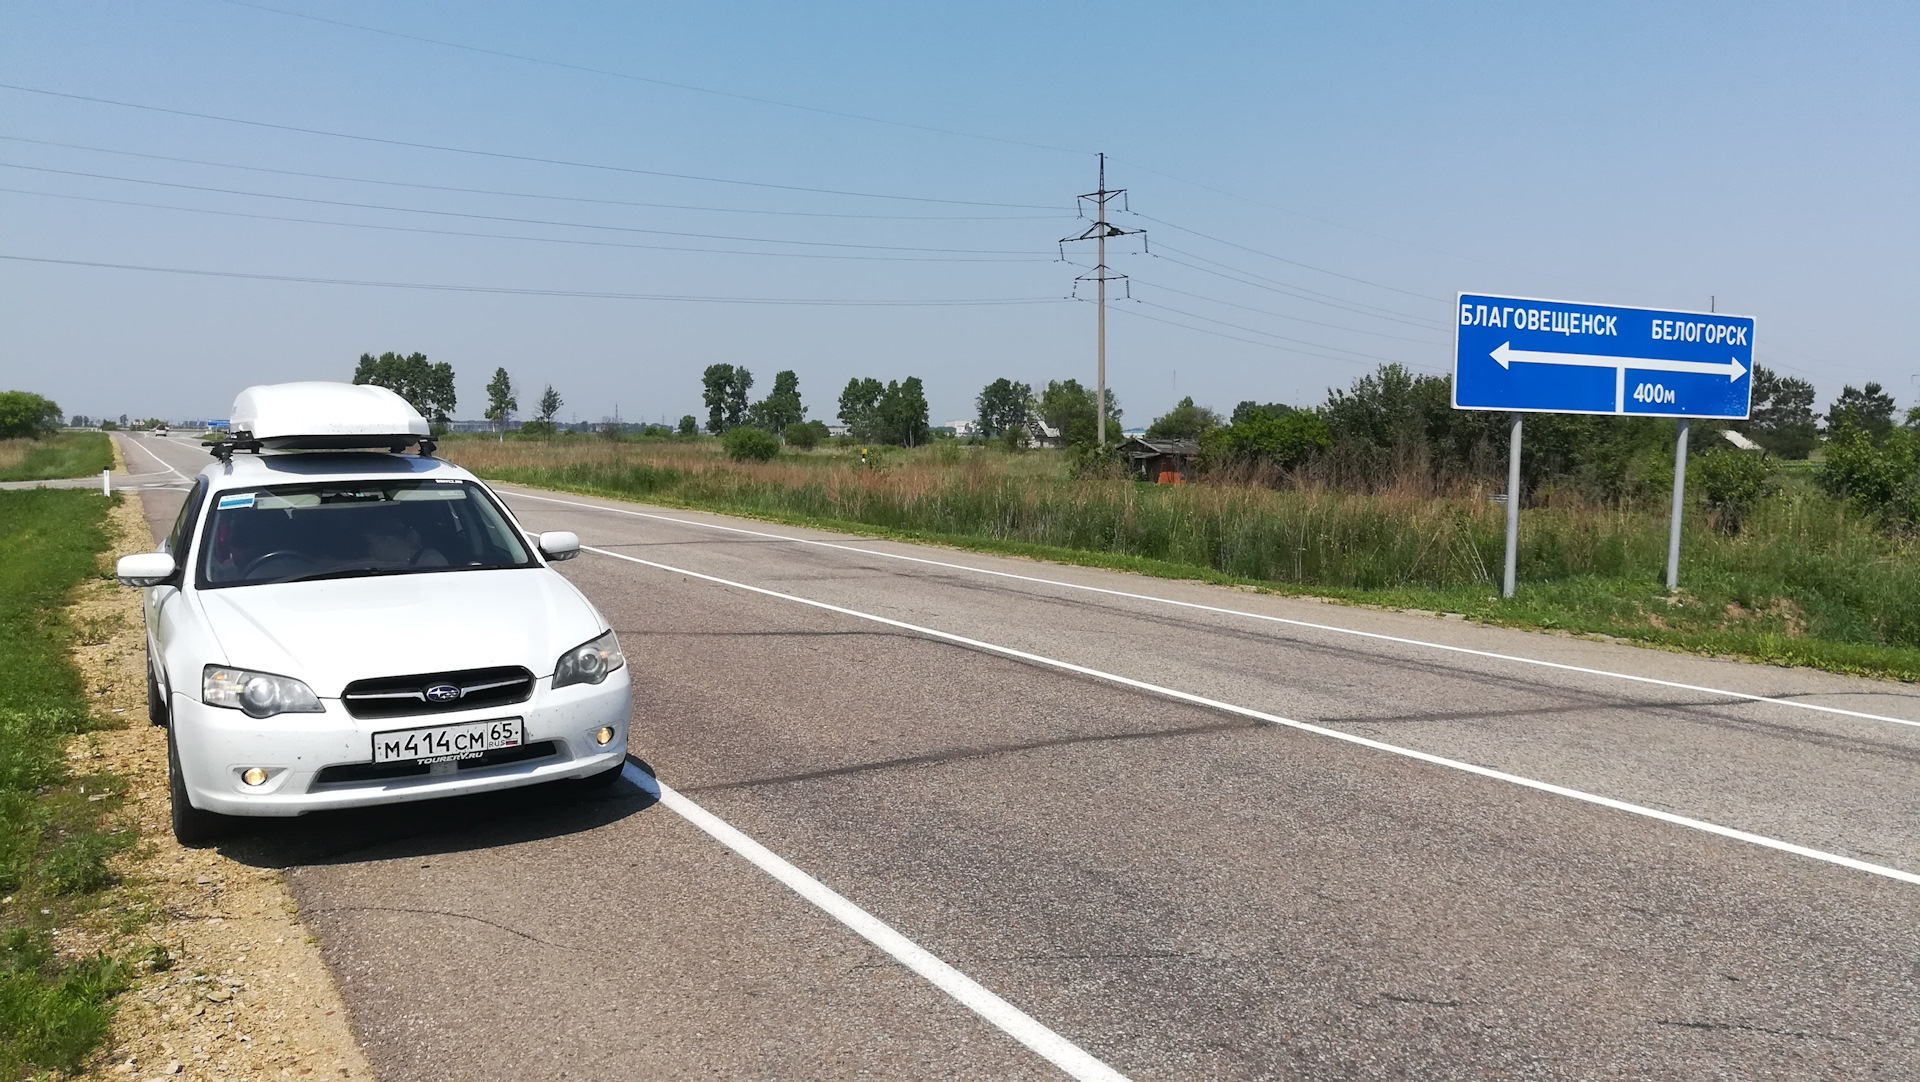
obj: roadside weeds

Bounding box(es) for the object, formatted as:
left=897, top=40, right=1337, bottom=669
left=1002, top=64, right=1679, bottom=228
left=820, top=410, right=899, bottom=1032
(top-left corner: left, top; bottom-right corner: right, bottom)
left=65, top=486, right=372, bottom=1081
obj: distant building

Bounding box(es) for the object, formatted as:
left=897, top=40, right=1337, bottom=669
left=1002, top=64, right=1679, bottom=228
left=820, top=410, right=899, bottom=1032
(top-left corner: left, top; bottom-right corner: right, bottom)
left=1025, top=417, right=1065, bottom=448
left=944, top=419, right=982, bottom=438
left=1118, top=436, right=1201, bottom=483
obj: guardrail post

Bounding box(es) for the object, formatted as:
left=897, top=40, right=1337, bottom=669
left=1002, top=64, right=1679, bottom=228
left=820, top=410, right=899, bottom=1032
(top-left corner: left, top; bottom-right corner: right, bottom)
left=102, top=468, right=111, bottom=497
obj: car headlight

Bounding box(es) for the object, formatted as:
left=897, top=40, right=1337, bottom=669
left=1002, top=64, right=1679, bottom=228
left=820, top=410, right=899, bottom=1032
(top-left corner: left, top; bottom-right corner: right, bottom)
left=203, top=666, right=324, bottom=718
left=553, top=630, right=624, bottom=689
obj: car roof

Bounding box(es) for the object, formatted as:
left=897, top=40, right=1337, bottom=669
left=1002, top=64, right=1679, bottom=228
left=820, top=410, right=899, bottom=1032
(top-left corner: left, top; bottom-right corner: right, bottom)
left=197, top=451, right=478, bottom=490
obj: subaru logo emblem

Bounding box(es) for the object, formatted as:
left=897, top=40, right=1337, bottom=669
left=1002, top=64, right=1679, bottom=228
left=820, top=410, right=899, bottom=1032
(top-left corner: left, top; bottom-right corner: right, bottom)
left=424, top=683, right=462, bottom=704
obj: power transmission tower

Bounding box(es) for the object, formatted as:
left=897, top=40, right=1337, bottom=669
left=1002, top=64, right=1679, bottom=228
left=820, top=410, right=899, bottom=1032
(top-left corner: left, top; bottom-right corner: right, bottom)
left=1060, top=153, right=1145, bottom=449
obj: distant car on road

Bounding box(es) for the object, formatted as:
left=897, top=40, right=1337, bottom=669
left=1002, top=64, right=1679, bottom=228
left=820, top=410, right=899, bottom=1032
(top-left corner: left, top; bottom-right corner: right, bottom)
left=117, top=382, right=630, bottom=843
left=154, top=424, right=169, bottom=437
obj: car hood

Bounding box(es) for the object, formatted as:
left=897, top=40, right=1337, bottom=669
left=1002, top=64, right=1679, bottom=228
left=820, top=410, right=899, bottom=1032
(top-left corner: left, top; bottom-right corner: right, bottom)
left=193, top=568, right=604, bottom=697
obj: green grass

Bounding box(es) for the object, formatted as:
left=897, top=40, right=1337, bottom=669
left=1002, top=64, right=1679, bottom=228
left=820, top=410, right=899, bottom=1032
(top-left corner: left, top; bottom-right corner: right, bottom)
left=0, top=489, right=133, bottom=1080
left=446, top=438, right=1920, bottom=681
left=0, top=433, right=114, bottom=483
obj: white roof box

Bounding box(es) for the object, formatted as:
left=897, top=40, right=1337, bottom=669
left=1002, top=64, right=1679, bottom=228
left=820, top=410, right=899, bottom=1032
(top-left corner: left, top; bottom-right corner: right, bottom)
left=231, top=381, right=430, bottom=450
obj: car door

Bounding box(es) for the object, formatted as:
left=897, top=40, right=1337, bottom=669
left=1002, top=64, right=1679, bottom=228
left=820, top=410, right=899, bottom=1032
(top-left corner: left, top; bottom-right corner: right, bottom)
left=147, top=477, right=207, bottom=701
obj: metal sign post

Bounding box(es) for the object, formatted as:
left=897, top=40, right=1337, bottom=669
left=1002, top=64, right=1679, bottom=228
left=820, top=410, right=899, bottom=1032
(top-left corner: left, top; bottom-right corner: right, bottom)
left=1453, top=293, right=1754, bottom=595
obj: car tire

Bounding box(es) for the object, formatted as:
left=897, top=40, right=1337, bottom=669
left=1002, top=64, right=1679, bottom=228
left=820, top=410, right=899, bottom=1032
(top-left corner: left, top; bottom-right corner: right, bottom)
left=146, top=659, right=170, bottom=727
left=168, top=727, right=230, bottom=847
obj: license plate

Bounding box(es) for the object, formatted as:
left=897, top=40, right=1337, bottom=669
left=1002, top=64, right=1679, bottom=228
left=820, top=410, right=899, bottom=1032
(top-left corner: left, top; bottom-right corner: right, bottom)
left=372, top=718, right=523, bottom=765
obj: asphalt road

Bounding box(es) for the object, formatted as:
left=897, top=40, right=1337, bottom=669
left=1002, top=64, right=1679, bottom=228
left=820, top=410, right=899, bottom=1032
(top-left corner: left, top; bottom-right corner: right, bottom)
left=124, top=434, right=1920, bottom=1081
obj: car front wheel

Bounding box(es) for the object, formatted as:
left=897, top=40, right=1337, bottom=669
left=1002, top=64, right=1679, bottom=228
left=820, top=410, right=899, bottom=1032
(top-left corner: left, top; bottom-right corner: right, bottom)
left=168, top=727, right=231, bottom=847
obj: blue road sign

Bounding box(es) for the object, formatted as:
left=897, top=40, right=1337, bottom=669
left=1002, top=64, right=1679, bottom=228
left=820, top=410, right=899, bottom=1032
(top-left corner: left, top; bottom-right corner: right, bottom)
left=1454, top=293, right=1754, bottom=419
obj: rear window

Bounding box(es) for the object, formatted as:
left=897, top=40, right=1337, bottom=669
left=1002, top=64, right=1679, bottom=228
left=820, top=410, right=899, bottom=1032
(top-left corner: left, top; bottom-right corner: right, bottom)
left=196, top=479, right=535, bottom=588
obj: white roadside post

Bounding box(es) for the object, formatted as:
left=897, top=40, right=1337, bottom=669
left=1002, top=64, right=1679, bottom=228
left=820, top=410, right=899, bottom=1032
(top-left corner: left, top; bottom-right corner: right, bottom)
left=1666, top=418, right=1690, bottom=591
left=1503, top=413, right=1522, bottom=598
left=101, top=468, right=111, bottom=496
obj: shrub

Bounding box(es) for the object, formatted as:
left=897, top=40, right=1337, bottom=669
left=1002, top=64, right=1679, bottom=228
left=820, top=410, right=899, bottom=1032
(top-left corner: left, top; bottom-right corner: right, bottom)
left=722, top=425, right=780, bottom=462
left=1822, top=428, right=1920, bottom=527
left=1200, top=411, right=1332, bottom=472
left=0, top=392, right=61, bottom=439
left=1692, top=449, right=1777, bottom=533
left=518, top=420, right=557, bottom=438
left=784, top=420, right=829, bottom=450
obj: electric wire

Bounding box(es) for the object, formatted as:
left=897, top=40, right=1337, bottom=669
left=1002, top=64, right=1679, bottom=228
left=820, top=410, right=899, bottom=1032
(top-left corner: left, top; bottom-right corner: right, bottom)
left=1127, top=299, right=1419, bottom=365
left=0, top=186, right=1053, bottom=263
left=1130, top=212, right=1447, bottom=301
left=0, top=253, right=1065, bottom=305
left=0, top=163, right=1054, bottom=255
left=0, top=82, right=1064, bottom=209
left=1148, top=248, right=1446, bottom=329
left=0, top=135, right=1062, bottom=221
left=1128, top=278, right=1447, bottom=344
left=214, top=0, right=1091, bottom=158
left=1099, top=300, right=1443, bottom=373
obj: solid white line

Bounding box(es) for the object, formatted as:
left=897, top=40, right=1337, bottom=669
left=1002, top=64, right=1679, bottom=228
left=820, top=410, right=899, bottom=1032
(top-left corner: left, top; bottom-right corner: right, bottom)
left=588, top=544, right=1920, bottom=889
left=117, top=432, right=189, bottom=481
left=499, top=490, right=1920, bottom=731
left=622, top=763, right=1132, bottom=1082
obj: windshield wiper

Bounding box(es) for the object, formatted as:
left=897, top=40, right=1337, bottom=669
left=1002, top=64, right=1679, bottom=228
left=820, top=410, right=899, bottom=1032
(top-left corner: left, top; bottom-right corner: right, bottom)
left=278, top=566, right=425, bottom=584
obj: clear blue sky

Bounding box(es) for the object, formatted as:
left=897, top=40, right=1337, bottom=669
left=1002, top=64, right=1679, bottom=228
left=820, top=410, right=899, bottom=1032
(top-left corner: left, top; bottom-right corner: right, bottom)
left=3, top=2, right=1914, bottom=426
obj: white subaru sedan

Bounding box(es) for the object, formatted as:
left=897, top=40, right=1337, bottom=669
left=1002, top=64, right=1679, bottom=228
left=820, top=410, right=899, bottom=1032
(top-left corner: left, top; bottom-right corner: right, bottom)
left=118, top=383, right=630, bottom=844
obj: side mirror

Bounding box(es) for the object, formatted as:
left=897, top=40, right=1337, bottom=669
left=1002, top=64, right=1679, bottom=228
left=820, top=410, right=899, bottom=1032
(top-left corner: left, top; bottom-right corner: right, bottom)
left=117, top=552, right=176, bottom=587
left=537, top=531, right=581, bottom=562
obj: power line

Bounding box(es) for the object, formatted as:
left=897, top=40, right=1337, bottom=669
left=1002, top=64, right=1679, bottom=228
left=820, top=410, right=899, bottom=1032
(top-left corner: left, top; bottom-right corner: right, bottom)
left=0, top=135, right=1061, bottom=221
left=0, top=253, right=1066, bottom=305
left=1101, top=300, right=1442, bottom=374
left=1129, top=299, right=1417, bottom=365
left=0, top=163, right=1054, bottom=255
left=1129, top=212, right=1448, bottom=301
left=0, top=186, right=1053, bottom=263
left=1148, top=248, right=1446, bottom=328
left=0, top=82, right=1064, bottom=209
left=1127, top=278, right=1447, bottom=344
left=214, top=0, right=1090, bottom=158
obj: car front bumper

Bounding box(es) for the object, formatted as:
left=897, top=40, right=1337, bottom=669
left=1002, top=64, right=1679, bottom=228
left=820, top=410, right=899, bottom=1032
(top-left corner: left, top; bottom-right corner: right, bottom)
left=170, top=668, right=632, bottom=816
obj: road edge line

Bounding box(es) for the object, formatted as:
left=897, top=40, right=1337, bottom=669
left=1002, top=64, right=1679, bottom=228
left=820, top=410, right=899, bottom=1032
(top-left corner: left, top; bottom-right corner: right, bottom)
left=623, top=765, right=1132, bottom=1082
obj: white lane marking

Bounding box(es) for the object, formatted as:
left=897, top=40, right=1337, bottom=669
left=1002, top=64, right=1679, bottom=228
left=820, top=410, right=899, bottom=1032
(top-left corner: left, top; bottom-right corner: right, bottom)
left=502, top=490, right=1920, bottom=732
left=623, top=763, right=1132, bottom=1082
left=118, top=433, right=189, bottom=481
left=590, top=544, right=1920, bottom=888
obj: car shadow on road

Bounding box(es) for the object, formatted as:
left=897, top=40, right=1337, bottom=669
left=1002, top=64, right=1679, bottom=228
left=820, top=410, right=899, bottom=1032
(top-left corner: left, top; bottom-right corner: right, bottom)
left=209, top=755, right=662, bottom=869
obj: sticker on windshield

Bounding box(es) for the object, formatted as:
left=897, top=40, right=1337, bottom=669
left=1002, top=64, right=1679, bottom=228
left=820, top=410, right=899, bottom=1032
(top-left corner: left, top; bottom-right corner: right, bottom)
left=216, top=493, right=256, bottom=510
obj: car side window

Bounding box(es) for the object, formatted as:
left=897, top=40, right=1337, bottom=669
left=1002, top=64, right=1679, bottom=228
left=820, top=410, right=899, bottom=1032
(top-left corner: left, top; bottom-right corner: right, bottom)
left=165, top=479, right=208, bottom=557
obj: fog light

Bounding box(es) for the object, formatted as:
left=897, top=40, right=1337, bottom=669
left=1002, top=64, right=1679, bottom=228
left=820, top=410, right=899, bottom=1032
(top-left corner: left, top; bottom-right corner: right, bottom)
left=594, top=726, right=616, bottom=746
left=241, top=767, right=269, bottom=787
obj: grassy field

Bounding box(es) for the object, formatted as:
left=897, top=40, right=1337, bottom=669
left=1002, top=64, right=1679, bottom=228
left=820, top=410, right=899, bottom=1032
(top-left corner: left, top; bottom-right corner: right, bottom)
left=0, top=490, right=133, bottom=1079
left=444, top=435, right=1920, bottom=681
left=0, top=433, right=114, bottom=483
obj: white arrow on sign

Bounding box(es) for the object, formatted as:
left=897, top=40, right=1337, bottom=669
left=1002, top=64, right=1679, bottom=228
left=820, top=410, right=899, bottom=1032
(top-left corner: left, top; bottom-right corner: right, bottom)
left=1491, top=342, right=1746, bottom=382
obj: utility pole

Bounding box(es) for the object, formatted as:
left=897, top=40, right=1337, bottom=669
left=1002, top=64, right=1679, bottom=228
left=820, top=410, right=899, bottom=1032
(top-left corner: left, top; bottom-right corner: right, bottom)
left=1061, top=154, right=1144, bottom=449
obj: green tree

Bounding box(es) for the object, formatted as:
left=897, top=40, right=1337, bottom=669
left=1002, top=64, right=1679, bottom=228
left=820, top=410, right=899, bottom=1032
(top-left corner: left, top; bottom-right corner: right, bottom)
left=701, top=364, right=754, bottom=433
left=1145, top=396, right=1222, bottom=440
left=838, top=377, right=885, bottom=440
left=677, top=414, right=698, bottom=438
left=722, top=425, right=781, bottom=462
left=351, top=351, right=457, bottom=423
left=1200, top=411, right=1332, bottom=471
left=1739, top=365, right=1818, bottom=459
left=975, top=378, right=1033, bottom=438
left=1692, top=449, right=1778, bottom=534
left=536, top=384, right=562, bottom=423
left=1825, top=382, right=1896, bottom=440
left=1038, top=379, right=1122, bottom=447
left=0, top=391, right=62, bottom=438
left=875, top=377, right=931, bottom=447
left=1821, top=427, right=1920, bottom=527
left=747, top=369, right=806, bottom=435
left=784, top=419, right=829, bottom=450
left=484, top=367, right=518, bottom=439
left=1231, top=400, right=1295, bottom=425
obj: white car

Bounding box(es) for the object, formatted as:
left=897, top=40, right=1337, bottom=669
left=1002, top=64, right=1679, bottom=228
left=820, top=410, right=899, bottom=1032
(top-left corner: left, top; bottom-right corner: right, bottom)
left=118, top=382, right=631, bottom=844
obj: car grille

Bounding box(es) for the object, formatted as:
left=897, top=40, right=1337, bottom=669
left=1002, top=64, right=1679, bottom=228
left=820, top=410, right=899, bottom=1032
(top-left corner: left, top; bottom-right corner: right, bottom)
left=312, top=741, right=560, bottom=786
left=340, top=666, right=535, bottom=719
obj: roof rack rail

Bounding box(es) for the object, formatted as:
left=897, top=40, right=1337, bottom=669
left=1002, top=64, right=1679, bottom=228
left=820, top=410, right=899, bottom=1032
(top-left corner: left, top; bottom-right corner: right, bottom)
left=203, top=434, right=437, bottom=461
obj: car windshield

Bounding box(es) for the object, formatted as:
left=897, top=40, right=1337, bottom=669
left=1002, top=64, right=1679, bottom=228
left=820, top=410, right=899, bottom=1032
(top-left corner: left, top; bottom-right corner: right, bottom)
left=197, top=478, right=535, bottom=588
